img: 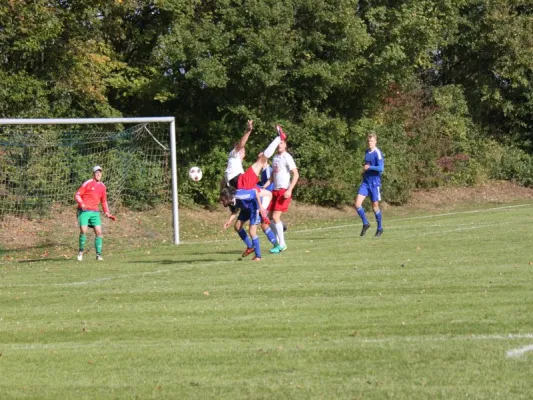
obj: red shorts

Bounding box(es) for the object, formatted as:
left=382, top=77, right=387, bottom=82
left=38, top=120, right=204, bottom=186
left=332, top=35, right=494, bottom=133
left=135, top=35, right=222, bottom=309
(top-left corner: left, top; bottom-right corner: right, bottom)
left=268, top=189, right=292, bottom=212
left=237, top=167, right=259, bottom=190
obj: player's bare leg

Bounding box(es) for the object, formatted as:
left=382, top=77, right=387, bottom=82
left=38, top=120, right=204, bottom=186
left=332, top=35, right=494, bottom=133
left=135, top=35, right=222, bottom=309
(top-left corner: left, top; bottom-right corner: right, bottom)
left=259, top=188, right=272, bottom=210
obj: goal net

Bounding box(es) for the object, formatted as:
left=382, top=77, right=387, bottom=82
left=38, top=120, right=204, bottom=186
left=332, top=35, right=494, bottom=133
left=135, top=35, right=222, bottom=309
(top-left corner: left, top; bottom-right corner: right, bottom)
left=0, top=117, right=179, bottom=244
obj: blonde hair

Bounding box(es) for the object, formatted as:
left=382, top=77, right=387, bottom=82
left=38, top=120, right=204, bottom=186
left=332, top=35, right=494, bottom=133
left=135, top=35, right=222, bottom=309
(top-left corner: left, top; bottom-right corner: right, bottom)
left=367, top=132, right=377, bottom=140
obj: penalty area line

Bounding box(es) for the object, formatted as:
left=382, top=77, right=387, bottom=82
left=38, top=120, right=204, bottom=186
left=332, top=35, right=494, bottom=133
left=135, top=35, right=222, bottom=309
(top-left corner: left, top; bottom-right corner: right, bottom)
left=180, top=203, right=532, bottom=244
left=356, top=333, right=533, bottom=344
left=5, top=333, right=533, bottom=352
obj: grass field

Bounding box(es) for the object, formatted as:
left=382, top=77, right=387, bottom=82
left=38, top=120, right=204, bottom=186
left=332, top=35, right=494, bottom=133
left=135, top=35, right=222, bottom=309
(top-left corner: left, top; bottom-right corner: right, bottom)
left=1, top=201, right=533, bottom=399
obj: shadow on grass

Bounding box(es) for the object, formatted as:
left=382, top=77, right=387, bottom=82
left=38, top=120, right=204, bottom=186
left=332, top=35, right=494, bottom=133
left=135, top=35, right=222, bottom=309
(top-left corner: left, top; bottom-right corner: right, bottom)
left=131, top=259, right=219, bottom=265
left=1, top=242, right=70, bottom=254
left=189, top=249, right=243, bottom=256
left=16, top=257, right=72, bottom=263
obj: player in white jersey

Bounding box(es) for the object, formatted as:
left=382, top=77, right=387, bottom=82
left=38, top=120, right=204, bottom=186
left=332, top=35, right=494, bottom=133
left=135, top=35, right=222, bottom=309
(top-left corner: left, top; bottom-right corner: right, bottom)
left=223, top=120, right=253, bottom=189
left=267, top=136, right=299, bottom=253
left=221, top=122, right=286, bottom=207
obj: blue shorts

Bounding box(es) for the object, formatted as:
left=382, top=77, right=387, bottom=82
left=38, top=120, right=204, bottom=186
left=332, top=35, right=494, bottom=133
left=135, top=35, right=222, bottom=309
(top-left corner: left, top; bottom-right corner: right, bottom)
left=237, top=208, right=261, bottom=225
left=358, top=182, right=381, bottom=202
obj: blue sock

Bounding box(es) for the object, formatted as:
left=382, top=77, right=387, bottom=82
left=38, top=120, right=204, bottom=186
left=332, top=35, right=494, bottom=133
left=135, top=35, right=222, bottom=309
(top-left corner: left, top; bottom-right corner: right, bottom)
left=374, top=210, right=382, bottom=230
left=357, top=207, right=369, bottom=225
left=238, top=228, right=253, bottom=248
left=252, top=236, right=261, bottom=258
left=263, top=227, right=277, bottom=245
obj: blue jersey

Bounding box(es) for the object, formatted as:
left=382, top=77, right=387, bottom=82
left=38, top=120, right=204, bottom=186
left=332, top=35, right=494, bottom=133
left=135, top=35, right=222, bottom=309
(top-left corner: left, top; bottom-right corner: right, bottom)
left=259, top=165, right=274, bottom=191
left=234, top=189, right=259, bottom=211
left=363, top=147, right=384, bottom=186
left=234, top=189, right=262, bottom=225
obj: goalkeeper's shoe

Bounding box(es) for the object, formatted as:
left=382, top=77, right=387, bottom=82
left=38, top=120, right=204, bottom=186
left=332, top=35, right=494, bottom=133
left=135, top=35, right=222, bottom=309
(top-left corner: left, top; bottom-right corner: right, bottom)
left=276, top=125, right=287, bottom=141
left=77, top=251, right=83, bottom=261
left=241, top=247, right=254, bottom=258
left=96, top=254, right=104, bottom=261
left=360, top=223, right=371, bottom=236
left=375, top=229, right=384, bottom=237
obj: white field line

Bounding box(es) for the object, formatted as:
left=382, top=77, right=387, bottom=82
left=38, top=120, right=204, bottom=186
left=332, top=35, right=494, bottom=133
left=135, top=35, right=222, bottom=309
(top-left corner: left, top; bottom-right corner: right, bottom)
left=180, top=203, right=531, bottom=244
left=3, top=333, right=533, bottom=352
left=400, top=221, right=512, bottom=239
left=4, top=220, right=499, bottom=289
left=506, top=344, right=533, bottom=358
left=389, top=203, right=529, bottom=222
left=357, top=333, right=533, bottom=344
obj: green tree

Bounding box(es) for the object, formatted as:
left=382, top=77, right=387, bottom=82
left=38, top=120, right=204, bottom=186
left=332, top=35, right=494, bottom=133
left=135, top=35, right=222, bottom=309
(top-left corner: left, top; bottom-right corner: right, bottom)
left=437, top=0, right=533, bottom=149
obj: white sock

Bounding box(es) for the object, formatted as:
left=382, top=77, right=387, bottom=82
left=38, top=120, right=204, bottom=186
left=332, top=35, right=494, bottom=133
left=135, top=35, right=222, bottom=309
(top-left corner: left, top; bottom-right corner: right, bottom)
left=264, top=137, right=281, bottom=159
left=275, top=221, right=285, bottom=247
left=270, top=222, right=279, bottom=243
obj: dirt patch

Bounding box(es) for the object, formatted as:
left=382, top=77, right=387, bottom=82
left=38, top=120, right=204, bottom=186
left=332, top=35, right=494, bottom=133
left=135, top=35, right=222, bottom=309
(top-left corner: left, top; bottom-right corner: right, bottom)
left=403, top=181, right=533, bottom=211
left=0, top=205, right=174, bottom=259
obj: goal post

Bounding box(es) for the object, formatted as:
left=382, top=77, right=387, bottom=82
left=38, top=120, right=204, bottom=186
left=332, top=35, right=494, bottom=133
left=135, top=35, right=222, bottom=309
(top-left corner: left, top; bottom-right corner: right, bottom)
left=0, top=117, right=180, bottom=244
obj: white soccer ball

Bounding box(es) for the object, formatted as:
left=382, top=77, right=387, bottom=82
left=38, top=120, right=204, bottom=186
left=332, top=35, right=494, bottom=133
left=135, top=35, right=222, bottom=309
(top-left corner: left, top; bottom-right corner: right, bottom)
left=188, top=166, right=203, bottom=182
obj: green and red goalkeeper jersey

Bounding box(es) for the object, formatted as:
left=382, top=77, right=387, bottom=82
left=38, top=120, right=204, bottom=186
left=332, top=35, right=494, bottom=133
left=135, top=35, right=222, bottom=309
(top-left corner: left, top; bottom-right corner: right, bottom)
left=75, top=179, right=110, bottom=214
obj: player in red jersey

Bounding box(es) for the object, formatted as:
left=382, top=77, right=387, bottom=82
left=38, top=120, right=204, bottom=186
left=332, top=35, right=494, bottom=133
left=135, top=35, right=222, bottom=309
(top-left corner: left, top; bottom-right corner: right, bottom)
left=74, top=166, right=116, bottom=261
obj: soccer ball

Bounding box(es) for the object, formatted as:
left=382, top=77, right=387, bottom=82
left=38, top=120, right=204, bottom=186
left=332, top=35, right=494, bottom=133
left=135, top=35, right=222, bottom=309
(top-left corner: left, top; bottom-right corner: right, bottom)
left=189, top=166, right=202, bottom=182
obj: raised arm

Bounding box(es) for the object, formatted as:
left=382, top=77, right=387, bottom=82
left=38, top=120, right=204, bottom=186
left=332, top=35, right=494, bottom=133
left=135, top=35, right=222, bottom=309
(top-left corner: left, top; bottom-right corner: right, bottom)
left=235, top=119, right=253, bottom=153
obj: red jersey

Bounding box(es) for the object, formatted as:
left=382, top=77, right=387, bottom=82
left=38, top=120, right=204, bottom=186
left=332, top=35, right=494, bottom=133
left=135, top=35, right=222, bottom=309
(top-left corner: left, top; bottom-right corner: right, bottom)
left=75, top=179, right=110, bottom=214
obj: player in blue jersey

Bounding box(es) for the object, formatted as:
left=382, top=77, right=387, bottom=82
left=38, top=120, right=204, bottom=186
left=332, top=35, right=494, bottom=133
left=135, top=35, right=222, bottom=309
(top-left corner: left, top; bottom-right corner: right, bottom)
left=220, top=187, right=274, bottom=261
left=354, top=132, right=384, bottom=237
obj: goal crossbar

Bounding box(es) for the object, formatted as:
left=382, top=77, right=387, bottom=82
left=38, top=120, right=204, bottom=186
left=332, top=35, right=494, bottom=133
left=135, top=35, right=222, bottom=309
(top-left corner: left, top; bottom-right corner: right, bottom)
left=0, top=117, right=180, bottom=245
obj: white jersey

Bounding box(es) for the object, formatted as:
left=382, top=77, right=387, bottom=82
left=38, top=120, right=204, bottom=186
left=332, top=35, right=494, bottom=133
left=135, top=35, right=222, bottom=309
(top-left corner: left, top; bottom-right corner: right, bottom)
left=224, top=148, right=244, bottom=183
left=272, top=151, right=297, bottom=190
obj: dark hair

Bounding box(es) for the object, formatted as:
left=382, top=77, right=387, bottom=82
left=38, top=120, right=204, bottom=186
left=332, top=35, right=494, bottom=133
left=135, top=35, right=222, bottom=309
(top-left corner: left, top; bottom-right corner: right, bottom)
left=219, top=186, right=236, bottom=206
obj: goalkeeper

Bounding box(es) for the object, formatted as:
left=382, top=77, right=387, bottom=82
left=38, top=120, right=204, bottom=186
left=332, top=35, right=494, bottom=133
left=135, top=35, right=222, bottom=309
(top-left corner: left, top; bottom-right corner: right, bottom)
left=74, top=165, right=116, bottom=261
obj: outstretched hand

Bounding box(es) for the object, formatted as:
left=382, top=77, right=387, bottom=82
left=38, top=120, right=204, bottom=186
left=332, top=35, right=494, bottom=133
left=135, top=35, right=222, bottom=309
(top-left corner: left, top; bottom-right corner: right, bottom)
left=107, top=214, right=116, bottom=221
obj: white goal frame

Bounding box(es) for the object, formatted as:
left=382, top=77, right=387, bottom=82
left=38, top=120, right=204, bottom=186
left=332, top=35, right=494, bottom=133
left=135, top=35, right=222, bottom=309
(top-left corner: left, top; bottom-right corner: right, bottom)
left=0, top=117, right=180, bottom=244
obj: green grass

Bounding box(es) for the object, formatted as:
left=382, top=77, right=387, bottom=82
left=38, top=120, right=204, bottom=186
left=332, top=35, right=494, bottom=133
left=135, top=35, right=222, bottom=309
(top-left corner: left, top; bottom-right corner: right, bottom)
left=1, top=202, right=533, bottom=399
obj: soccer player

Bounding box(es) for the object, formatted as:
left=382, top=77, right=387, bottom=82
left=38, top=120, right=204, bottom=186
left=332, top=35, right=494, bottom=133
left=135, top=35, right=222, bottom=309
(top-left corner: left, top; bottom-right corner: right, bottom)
left=354, top=132, right=384, bottom=237
left=223, top=120, right=287, bottom=194
left=220, top=186, right=270, bottom=261
left=74, top=166, right=116, bottom=261
left=224, top=119, right=254, bottom=189
left=223, top=202, right=279, bottom=260
left=268, top=129, right=299, bottom=253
